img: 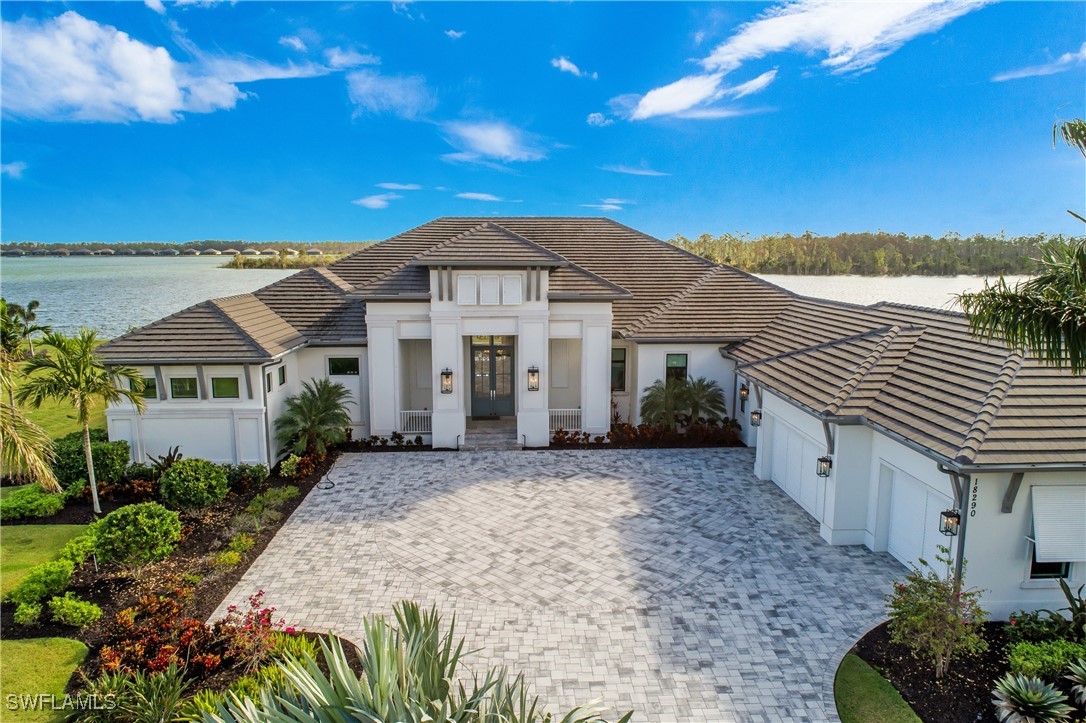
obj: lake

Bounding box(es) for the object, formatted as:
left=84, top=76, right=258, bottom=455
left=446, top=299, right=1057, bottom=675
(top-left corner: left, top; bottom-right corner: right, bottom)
left=0, top=256, right=1026, bottom=338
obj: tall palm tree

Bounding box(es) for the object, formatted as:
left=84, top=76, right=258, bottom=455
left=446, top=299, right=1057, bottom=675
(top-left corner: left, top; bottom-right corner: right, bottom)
left=685, top=376, right=728, bottom=423
left=0, top=299, right=23, bottom=406
left=275, top=378, right=353, bottom=456
left=16, top=329, right=145, bottom=513
left=0, top=349, right=59, bottom=492
left=13, top=300, right=51, bottom=355
left=639, top=377, right=690, bottom=428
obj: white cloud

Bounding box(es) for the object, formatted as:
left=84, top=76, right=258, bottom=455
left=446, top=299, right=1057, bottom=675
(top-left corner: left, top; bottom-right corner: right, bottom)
left=992, top=43, right=1086, bottom=82
left=442, top=121, right=546, bottom=163
left=551, top=56, right=597, bottom=80
left=376, top=182, right=422, bottom=190
left=144, top=0, right=166, bottom=15
left=673, top=105, right=775, bottom=120
left=599, top=164, right=669, bottom=177
left=624, top=0, right=983, bottom=120
left=346, top=70, right=436, bottom=119
left=1, top=162, right=28, bottom=179
left=601, top=197, right=633, bottom=205
left=580, top=203, right=623, bottom=211
left=445, top=29, right=465, bottom=39
left=352, top=192, right=402, bottom=209
left=586, top=112, right=613, bottom=127
left=456, top=192, right=504, bottom=202
left=279, top=35, right=306, bottom=52
left=1, top=11, right=328, bottom=123
left=325, top=47, right=380, bottom=69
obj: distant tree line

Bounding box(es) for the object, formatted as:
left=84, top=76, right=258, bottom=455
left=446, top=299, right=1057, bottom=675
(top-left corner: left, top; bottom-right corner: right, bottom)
left=0, top=240, right=374, bottom=253
left=669, top=231, right=1082, bottom=276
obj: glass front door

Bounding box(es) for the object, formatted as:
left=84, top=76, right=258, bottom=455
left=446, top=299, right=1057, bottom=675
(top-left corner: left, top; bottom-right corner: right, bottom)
left=471, top=336, right=515, bottom=417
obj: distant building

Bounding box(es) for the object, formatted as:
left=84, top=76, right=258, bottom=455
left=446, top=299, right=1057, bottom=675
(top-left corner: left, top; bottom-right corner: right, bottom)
left=48, top=247, right=70, bottom=256
left=137, top=248, right=157, bottom=256
left=305, top=248, right=322, bottom=256
left=97, top=249, right=115, bottom=256
left=241, top=249, right=260, bottom=256
left=260, top=248, right=279, bottom=256
left=284, top=248, right=299, bottom=256
left=203, top=249, right=222, bottom=255
left=159, top=249, right=180, bottom=257
left=116, top=249, right=136, bottom=256
left=181, top=249, right=201, bottom=256
left=0, top=248, right=26, bottom=257
left=222, top=249, right=240, bottom=256
left=70, top=248, right=94, bottom=256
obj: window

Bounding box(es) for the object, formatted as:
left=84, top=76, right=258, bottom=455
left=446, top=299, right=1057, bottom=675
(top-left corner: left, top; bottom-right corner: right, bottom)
left=1030, top=547, right=1071, bottom=580
left=328, top=357, right=360, bottom=376
left=278, top=366, right=286, bottom=386
left=170, top=377, right=198, bottom=399
left=130, top=377, right=157, bottom=399
left=665, top=353, right=688, bottom=381
left=211, top=377, right=240, bottom=399
left=611, top=348, right=627, bottom=392
left=265, top=373, right=272, bottom=393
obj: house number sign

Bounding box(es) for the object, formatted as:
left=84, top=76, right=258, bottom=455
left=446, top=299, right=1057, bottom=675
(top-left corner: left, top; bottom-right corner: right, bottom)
left=969, top=479, right=978, bottom=517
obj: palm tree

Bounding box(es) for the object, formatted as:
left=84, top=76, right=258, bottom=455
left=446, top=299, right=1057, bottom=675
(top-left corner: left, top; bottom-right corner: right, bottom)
left=275, top=378, right=353, bottom=456
left=639, top=377, right=689, bottom=428
left=16, top=329, right=145, bottom=513
left=1054, top=117, right=1086, bottom=223
left=13, top=300, right=51, bottom=355
left=0, top=349, right=59, bottom=492
left=685, top=376, right=728, bottom=423
left=0, top=299, right=23, bottom=406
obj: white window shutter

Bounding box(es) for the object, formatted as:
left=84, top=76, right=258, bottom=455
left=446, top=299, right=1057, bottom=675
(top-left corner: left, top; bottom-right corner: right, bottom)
left=1031, top=486, right=1086, bottom=562
left=457, top=275, right=477, bottom=305
left=479, top=275, right=500, bottom=305
left=502, top=275, right=523, bottom=305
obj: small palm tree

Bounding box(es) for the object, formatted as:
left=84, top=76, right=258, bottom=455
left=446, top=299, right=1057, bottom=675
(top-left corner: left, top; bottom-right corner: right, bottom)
left=0, top=350, right=59, bottom=492
left=639, top=377, right=689, bottom=428
left=685, top=376, right=728, bottom=423
left=16, top=329, right=145, bottom=513
left=13, top=300, right=51, bottom=356
left=275, top=378, right=353, bottom=456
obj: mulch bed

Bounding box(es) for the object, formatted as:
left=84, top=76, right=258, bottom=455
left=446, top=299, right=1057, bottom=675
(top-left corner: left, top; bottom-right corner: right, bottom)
left=853, top=620, right=1008, bottom=723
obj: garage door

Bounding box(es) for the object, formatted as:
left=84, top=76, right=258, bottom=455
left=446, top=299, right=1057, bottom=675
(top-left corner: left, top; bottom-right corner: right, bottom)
left=768, top=417, right=824, bottom=522
left=886, top=467, right=952, bottom=570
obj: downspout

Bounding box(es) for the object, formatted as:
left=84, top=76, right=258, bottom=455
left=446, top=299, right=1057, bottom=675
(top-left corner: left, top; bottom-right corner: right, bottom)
left=938, top=463, right=971, bottom=591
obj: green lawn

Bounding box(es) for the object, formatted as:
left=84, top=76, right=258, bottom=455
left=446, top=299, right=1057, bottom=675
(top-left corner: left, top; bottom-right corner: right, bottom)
left=0, top=638, right=88, bottom=722
left=1, top=524, right=88, bottom=596
left=835, top=654, right=921, bottom=723
left=21, top=397, right=106, bottom=440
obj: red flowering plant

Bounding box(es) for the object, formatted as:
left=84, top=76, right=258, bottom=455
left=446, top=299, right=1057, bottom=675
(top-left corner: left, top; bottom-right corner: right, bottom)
left=213, top=590, right=287, bottom=673
left=885, top=545, right=988, bottom=679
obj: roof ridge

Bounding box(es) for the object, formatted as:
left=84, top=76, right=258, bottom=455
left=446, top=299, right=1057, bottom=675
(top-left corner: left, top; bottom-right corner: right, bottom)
left=872, top=300, right=965, bottom=319
left=824, top=325, right=913, bottom=416
left=737, top=324, right=908, bottom=370
left=413, top=221, right=570, bottom=265
left=211, top=295, right=303, bottom=356
left=602, top=218, right=716, bottom=269
left=625, top=266, right=725, bottom=336
left=310, top=266, right=354, bottom=293
left=955, top=351, right=1025, bottom=463
left=354, top=222, right=500, bottom=293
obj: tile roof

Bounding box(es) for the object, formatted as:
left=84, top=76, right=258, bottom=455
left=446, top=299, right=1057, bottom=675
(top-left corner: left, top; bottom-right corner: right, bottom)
left=409, top=223, right=567, bottom=266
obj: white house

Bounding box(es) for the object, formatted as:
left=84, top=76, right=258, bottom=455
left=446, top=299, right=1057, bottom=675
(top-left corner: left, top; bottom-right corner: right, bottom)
left=98, top=217, right=1086, bottom=618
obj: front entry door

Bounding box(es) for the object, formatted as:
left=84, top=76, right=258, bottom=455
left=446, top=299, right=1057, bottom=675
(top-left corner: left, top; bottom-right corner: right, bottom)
left=471, top=336, right=515, bottom=418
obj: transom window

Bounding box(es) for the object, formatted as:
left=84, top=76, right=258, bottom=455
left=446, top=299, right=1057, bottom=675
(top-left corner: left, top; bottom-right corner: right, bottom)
left=130, top=377, right=157, bottom=399
left=170, top=377, right=198, bottom=399
left=611, top=348, right=627, bottom=392
left=265, top=373, right=272, bottom=393
left=278, top=366, right=287, bottom=386
left=328, top=357, right=360, bottom=376
left=665, top=353, right=688, bottom=381
left=211, top=377, right=240, bottom=399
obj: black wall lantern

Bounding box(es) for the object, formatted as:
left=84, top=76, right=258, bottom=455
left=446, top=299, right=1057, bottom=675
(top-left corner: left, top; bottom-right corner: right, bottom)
left=939, top=509, right=961, bottom=537
left=527, top=366, right=540, bottom=391
left=440, top=368, right=453, bottom=394
left=738, top=383, right=749, bottom=412
left=815, top=455, right=833, bottom=477
left=749, top=409, right=762, bottom=427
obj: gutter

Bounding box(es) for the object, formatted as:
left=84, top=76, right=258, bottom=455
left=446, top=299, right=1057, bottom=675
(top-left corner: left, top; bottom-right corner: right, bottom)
left=937, top=463, right=971, bottom=590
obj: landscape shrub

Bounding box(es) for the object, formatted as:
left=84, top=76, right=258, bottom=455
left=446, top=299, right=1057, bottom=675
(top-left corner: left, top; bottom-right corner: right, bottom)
left=125, top=462, right=157, bottom=482
left=77, top=664, right=191, bottom=723
left=886, top=546, right=988, bottom=679
left=279, top=454, right=302, bottom=479
left=991, top=672, right=1074, bottom=723
left=222, top=463, right=269, bottom=492
left=52, top=429, right=130, bottom=488
left=0, top=483, right=65, bottom=521
left=4, top=559, right=74, bottom=606
left=59, top=532, right=97, bottom=565
left=1008, top=639, right=1086, bottom=679
left=159, top=458, right=229, bottom=510
left=13, top=602, right=42, bottom=626
left=234, top=485, right=299, bottom=532
left=1066, top=658, right=1086, bottom=707
left=268, top=630, right=316, bottom=661
left=1008, top=609, right=1065, bottom=645
left=215, top=591, right=287, bottom=673
left=93, top=502, right=181, bottom=572
left=227, top=534, right=255, bottom=554
left=1042, top=580, right=1086, bottom=643
left=100, top=588, right=222, bottom=675
left=48, top=592, right=103, bottom=628
left=211, top=550, right=242, bottom=568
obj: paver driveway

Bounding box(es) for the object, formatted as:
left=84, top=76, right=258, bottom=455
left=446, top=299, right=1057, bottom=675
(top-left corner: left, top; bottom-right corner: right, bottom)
left=214, top=448, right=902, bottom=722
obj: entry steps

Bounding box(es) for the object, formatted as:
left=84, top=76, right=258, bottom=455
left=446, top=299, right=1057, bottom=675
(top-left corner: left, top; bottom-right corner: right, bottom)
left=462, top=419, right=521, bottom=451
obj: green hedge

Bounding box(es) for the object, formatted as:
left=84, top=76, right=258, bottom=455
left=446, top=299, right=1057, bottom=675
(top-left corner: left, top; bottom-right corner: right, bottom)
left=48, top=593, right=102, bottom=628
left=4, top=559, right=74, bottom=607
left=1008, top=639, right=1086, bottom=679
left=92, top=503, right=181, bottom=570
left=52, top=429, right=130, bottom=488
left=0, top=484, right=66, bottom=521
left=160, top=459, right=229, bottom=510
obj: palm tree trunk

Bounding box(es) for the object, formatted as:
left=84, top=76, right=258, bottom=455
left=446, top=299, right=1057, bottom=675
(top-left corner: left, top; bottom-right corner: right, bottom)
left=27, top=339, right=35, bottom=356
left=82, top=421, right=101, bottom=515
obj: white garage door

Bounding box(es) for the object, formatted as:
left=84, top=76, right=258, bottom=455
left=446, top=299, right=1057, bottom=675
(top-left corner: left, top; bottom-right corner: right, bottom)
left=887, top=468, right=952, bottom=570
left=768, top=417, right=824, bottom=522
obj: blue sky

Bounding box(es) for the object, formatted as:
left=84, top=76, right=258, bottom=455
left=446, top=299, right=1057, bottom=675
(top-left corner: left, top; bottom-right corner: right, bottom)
left=1, top=1, right=1084, bottom=244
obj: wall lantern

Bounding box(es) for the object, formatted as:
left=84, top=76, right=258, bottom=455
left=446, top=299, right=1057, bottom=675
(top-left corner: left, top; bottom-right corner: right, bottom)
left=749, top=409, right=763, bottom=427
left=739, top=383, right=750, bottom=411
left=440, top=368, right=453, bottom=394
left=527, top=366, right=540, bottom=392
left=939, top=509, right=961, bottom=537
left=815, top=455, right=833, bottom=478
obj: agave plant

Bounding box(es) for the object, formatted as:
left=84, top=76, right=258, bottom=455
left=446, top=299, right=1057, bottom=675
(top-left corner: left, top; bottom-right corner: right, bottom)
left=274, top=378, right=353, bottom=456
left=992, top=673, right=1074, bottom=723
left=1041, top=580, right=1086, bottom=642
left=202, top=601, right=632, bottom=723
left=1066, top=657, right=1086, bottom=707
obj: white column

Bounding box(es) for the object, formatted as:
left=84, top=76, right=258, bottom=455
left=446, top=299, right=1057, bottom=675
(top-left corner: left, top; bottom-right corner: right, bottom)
left=517, top=318, right=549, bottom=447
left=580, top=320, right=612, bottom=434
left=366, top=321, right=399, bottom=436
left=430, top=319, right=465, bottom=449
left=819, top=424, right=871, bottom=545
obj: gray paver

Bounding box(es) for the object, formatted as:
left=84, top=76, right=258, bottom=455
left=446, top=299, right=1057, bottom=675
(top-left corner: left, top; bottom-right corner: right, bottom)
left=212, top=448, right=901, bottom=722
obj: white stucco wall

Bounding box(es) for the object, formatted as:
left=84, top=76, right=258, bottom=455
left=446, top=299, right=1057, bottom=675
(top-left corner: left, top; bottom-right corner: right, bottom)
left=631, top=344, right=736, bottom=425
left=294, top=346, right=369, bottom=435
left=548, top=338, right=582, bottom=411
